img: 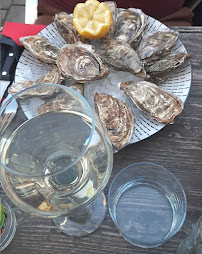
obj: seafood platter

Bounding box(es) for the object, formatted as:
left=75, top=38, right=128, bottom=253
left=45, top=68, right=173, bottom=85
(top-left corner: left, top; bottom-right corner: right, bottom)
left=13, top=1, right=192, bottom=152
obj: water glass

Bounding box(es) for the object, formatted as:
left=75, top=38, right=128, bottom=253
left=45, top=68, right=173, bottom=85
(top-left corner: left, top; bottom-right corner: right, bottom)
left=108, top=162, right=187, bottom=248
left=177, top=215, right=202, bottom=254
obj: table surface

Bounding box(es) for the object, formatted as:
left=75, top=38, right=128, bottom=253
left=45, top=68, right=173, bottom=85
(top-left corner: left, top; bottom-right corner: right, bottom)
left=1, top=26, right=202, bottom=254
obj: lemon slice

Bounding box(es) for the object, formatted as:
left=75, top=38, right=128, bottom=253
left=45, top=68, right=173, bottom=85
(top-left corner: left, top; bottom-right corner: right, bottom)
left=73, top=0, right=112, bottom=40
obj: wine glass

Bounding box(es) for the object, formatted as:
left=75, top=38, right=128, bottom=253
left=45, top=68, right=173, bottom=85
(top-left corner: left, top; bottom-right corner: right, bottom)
left=0, top=84, right=113, bottom=236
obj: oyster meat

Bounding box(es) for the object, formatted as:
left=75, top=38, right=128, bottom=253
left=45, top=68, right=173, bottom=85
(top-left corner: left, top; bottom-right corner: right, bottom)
left=38, top=94, right=80, bottom=114
left=138, top=30, right=178, bottom=65
left=100, top=38, right=145, bottom=78
left=54, top=12, right=88, bottom=44
left=115, top=8, right=147, bottom=49
left=103, top=1, right=117, bottom=39
left=145, top=52, right=192, bottom=84
left=69, top=82, right=84, bottom=96
left=120, top=81, right=183, bottom=124
left=9, top=65, right=63, bottom=96
left=57, top=42, right=109, bottom=82
left=94, top=93, right=135, bottom=151
left=19, top=35, right=60, bottom=64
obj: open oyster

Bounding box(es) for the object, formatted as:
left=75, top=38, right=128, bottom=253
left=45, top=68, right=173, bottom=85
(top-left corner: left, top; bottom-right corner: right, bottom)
left=138, top=30, right=178, bottom=65
left=100, top=38, right=146, bottom=78
left=94, top=93, right=135, bottom=151
left=120, top=81, right=183, bottom=124
left=54, top=12, right=88, bottom=44
left=57, top=42, right=109, bottom=83
left=115, top=9, right=147, bottom=49
left=145, top=52, right=192, bottom=84
left=19, top=35, right=60, bottom=64
left=103, top=1, right=117, bottom=39
left=9, top=65, right=63, bottom=96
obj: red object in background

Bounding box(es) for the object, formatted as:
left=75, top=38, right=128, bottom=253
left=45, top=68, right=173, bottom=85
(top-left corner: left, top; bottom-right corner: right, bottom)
left=2, top=22, right=46, bottom=46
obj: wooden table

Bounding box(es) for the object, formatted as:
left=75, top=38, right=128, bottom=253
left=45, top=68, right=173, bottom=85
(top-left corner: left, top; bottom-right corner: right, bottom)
left=1, top=27, right=202, bottom=254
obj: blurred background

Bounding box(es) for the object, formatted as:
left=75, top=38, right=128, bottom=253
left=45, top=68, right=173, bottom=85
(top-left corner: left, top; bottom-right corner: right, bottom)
left=0, top=0, right=202, bottom=29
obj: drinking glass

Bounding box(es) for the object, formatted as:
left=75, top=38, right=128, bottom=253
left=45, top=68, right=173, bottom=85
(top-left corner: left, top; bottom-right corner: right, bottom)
left=0, top=84, right=113, bottom=236
left=177, top=215, right=202, bottom=254
left=108, top=162, right=187, bottom=248
left=0, top=198, right=16, bottom=251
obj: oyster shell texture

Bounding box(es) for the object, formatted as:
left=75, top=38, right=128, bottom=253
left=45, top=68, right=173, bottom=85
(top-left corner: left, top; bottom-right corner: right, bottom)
left=69, top=82, right=84, bottom=96
left=9, top=82, right=57, bottom=98
left=19, top=35, right=60, bottom=64
left=38, top=94, right=80, bottom=114
left=94, top=93, right=135, bottom=151
left=145, top=52, right=192, bottom=84
left=115, top=9, right=147, bottom=49
left=9, top=65, right=63, bottom=96
left=103, top=1, right=117, bottom=39
left=100, top=38, right=146, bottom=78
left=35, top=65, right=64, bottom=84
left=120, top=81, right=183, bottom=124
left=54, top=12, right=88, bottom=44
left=138, top=30, right=178, bottom=65
left=57, top=42, right=109, bottom=82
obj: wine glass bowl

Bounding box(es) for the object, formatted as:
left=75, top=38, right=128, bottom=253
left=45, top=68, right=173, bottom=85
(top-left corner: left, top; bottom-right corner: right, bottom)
left=0, top=84, right=113, bottom=235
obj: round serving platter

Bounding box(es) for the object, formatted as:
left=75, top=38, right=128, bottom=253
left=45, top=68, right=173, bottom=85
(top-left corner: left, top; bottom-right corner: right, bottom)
left=15, top=12, right=192, bottom=144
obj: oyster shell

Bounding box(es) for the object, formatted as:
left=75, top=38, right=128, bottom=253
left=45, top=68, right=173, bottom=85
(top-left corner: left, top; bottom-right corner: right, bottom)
left=8, top=65, right=64, bottom=97
left=103, top=1, right=117, bottom=39
left=9, top=82, right=57, bottom=98
left=9, top=81, right=34, bottom=95
left=38, top=94, right=80, bottom=114
left=54, top=12, right=88, bottom=44
left=69, top=82, right=84, bottom=96
left=19, top=35, right=60, bottom=64
left=138, top=30, right=178, bottom=65
left=9, top=65, right=63, bottom=96
left=120, top=81, right=183, bottom=124
left=100, top=38, right=146, bottom=78
left=94, top=93, right=135, bottom=151
left=115, top=9, right=147, bottom=49
left=35, top=65, right=64, bottom=84
left=145, top=52, right=192, bottom=84
left=57, top=42, right=109, bottom=82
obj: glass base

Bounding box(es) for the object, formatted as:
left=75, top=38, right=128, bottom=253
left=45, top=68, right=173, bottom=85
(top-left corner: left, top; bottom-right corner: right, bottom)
left=53, top=192, right=107, bottom=236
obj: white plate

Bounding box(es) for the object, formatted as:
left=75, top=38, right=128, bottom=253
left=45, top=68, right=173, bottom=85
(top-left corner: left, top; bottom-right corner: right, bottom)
left=15, top=13, right=192, bottom=144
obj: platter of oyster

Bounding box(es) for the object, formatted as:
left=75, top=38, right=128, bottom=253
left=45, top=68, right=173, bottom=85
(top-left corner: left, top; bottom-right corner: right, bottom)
left=14, top=5, right=192, bottom=151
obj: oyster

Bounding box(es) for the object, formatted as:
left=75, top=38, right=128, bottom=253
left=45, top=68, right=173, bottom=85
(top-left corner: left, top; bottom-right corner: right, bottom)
left=94, top=93, right=135, bottom=151
left=115, top=9, right=147, bottom=49
left=35, top=65, right=64, bottom=84
left=120, top=81, right=183, bottom=124
left=54, top=12, right=88, bottom=44
left=138, top=30, right=178, bottom=65
left=19, top=35, right=59, bottom=64
left=100, top=38, right=146, bottom=78
left=69, top=82, right=84, bottom=96
left=9, top=81, right=34, bottom=95
left=145, top=52, right=192, bottom=84
left=9, top=82, right=57, bottom=98
left=38, top=94, right=80, bottom=114
left=103, top=1, right=117, bottom=39
left=9, top=66, right=63, bottom=96
left=57, top=42, right=109, bottom=82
